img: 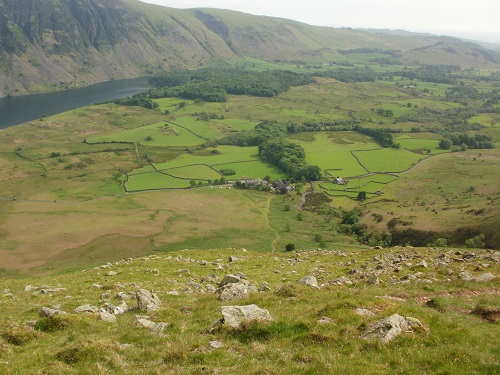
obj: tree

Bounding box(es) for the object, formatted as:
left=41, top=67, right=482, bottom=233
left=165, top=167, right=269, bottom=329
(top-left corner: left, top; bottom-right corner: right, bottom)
left=439, top=138, right=453, bottom=150
left=357, top=191, right=367, bottom=201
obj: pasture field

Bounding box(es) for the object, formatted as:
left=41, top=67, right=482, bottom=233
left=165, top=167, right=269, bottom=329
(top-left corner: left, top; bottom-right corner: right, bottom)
left=126, top=171, right=193, bottom=190
left=162, top=165, right=220, bottom=180
left=394, top=133, right=446, bottom=154
left=170, top=116, right=224, bottom=139
left=213, top=118, right=257, bottom=131
left=290, top=132, right=377, bottom=177
left=154, top=146, right=259, bottom=170
left=87, top=121, right=207, bottom=147
left=353, top=148, right=427, bottom=173
left=322, top=173, right=398, bottom=194
left=126, top=146, right=284, bottom=190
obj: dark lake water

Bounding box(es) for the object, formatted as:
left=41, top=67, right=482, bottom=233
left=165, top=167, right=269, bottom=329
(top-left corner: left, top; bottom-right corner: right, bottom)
left=0, top=77, right=152, bottom=129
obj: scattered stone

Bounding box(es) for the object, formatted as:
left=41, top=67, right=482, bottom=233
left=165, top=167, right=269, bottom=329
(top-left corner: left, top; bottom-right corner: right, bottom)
left=209, top=340, right=223, bottom=349
left=317, top=316, right=332, bottom=325
left=103, top=302, right=127, bottom=315
left=107, top=271, right=118, bottom=276
left=228, top=256, right=238, bottom=263
left=116, top=292, right=133, bottom=301
left=134, top=316, right=168, bottom=335
left=297, top=275, right=320, bottom=289
left=258, top=282, right=271, bottom=292
left=368, top=272, right=380, bottom=285
left=375, top=295, right=407, bottom=302
left=136, top=289, right=161, bottom=312
left=206, top=285, right=217, bottom=294
left=73, top=304, right=99, bottom=314
left=360, top=314, right=427, bottom=343
left=40, top=288, right=67, bottom=294
left=39, top=307, right=66, bottom=317
left=412, top=260, right=428, bottom=269
left=458, top=271, right=474, bottom=281
left=98, top=311, right=117, bottom=323
left=100, top=291, right=111, bottom=299
left=332, top=276, right=353, bottom=285
left=218, top=284, right=248, bottom=302
left=474, top=273, right=496, bottom=282
left=201, top=274, right=220, bottom=284
left=220, top=304, right=274, bottom=329
left=355, top=308, right=375, bottom=317
left=24, top=285, right=38, bottom=292
left=219, top=274, right=241, bottom=287
left=92, top=284, right=103, bottom=289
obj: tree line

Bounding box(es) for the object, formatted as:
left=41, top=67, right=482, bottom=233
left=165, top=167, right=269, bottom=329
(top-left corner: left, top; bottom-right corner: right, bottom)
left=148, top=68, right=315, bottom=102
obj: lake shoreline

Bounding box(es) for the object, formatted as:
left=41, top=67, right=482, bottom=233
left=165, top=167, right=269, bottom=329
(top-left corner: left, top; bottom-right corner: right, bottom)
left=0, top=77, right=152, bottom=130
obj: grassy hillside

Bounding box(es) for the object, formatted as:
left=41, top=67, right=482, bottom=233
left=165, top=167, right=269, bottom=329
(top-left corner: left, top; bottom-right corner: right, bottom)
left=0, top=247, right=498, bottom=374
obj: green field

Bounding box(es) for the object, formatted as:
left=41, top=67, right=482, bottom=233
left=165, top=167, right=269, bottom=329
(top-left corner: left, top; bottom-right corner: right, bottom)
left=322, top=173, right=398, bottom=195
left=125, top=171, right=192, bottom=190
left=395, top=133, right=447, bottom=154
left=125, top=146, right=283, bottom=190
left=87, top=121, right=206, bottom=146
left=353, top=148, right=427, bottom=173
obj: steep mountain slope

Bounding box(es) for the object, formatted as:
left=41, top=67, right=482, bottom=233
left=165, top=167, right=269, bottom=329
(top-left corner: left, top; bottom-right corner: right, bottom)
left=0, top=0, right=235, bottom=97
left=0, top=0, right=498, bottom=98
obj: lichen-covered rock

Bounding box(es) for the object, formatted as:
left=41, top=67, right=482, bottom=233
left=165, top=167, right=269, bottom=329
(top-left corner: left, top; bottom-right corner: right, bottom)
left=218, top=284, right=248, bottom=302
left=297, top=275, right=320, bottom=289
left=221, top=304, right=274, bottom=329
left=458, top=271, right=474, bottom=281
left=368, top=272, right=380, bottom=285
left=474, top=273, right=496, bottom=282
left=355, top=308, right=375, bottom=317
left=136, top=289, right=161, bottom=312
left=73, top=304, right=98, bottom=314
left=39, top=307, right=66, bottom=317
left=134, top=315, right=168, bottom=334
left=98, top=311, right=117, bottom=323
left=317, top=316, right=332, bottom=325
left=360, top=314, right=427, bottom=343
left=219, top=274, right=241, bottom=287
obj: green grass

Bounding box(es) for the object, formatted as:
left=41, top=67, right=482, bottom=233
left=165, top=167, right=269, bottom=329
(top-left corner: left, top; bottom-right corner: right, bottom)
left=395, top=133, right=448, bottom=155
left=0, top=246, right=497, bottom=374
left=353, top=148, right=427, bottom=173
left=126, top=171, right=191, bottom=190
left=213, top=161, right=284, bottom=180
left=87, top=121, right=206, bottom=147
left=164, top=165, right=220, bottom=180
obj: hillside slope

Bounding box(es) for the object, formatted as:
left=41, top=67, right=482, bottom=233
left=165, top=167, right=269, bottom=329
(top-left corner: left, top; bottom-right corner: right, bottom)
left=0, top=247, right=498, bottom=373
left=1, top=0, right=499, bottom=98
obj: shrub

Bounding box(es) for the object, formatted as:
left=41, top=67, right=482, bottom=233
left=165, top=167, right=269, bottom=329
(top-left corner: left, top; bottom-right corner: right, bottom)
left=465, top=234, right=485, bottom=248
left=285, top=243, right=295, bottom=251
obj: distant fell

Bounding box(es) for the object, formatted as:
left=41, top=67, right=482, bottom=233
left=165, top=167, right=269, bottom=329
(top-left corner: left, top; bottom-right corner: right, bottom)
left=0, top=0, right=498, bottom=98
